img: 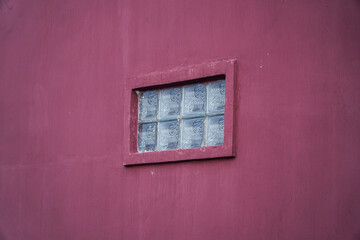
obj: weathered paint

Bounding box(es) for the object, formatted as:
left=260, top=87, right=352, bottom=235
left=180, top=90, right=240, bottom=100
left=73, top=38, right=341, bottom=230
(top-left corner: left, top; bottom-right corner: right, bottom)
left=0, top=0, right=360, bottom=240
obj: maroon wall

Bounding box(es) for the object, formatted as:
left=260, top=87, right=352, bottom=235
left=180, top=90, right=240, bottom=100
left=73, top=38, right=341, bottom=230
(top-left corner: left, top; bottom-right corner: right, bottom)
left=1, top=0, right=360, bottom=239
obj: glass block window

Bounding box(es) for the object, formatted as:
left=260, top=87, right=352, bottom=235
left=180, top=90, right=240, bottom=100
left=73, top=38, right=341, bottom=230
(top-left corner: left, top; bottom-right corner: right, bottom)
left=137, top=80, right=225, bottom=152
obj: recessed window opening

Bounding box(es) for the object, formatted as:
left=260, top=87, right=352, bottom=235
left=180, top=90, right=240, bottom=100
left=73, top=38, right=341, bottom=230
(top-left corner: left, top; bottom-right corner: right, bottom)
left=137, top=77, right=226, bottom=152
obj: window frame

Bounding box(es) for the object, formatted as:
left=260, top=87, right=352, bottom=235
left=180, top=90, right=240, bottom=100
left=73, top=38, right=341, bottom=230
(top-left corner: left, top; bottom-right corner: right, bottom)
left=123, top=59, right=237, bottom=166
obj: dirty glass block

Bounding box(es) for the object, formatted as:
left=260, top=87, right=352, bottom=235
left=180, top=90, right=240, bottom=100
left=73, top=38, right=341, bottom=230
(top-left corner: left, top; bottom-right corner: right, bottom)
left=206, top=115, right=225, bottom=146
left=158, top=120, right=180, bottom=150
left=182, top=84, right=206, bottom=116
left=159, top=88, right=182, bottom=120
left=207, top=80, right=225, bottom=114
left=181, top=117, right=205, bottom=149
left=138, top=122, right=157, bottom=152
left=139, top=90, right=159, bottom=121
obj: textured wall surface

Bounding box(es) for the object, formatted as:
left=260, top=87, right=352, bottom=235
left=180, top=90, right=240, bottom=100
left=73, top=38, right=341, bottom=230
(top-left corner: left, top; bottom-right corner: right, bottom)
left=1, top=0, right=360, bottom=239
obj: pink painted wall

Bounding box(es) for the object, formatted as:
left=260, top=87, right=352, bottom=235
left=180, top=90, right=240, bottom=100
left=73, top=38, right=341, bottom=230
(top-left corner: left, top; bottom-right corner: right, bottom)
left=1, top=0, right=360, bottom=239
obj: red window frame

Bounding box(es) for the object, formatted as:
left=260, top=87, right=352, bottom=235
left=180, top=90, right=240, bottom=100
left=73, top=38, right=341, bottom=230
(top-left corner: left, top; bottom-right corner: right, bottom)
left=123, top=59, right=237, bottom=166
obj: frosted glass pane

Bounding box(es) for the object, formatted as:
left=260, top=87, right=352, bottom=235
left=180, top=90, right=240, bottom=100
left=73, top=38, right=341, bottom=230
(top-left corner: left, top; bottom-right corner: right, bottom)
left=158, top=120, right=180, bottom=150
left=139, top=90, right=158, bottom=121
left=182, top=84, right=206, bottom=116
left=207, top=80, right=225, bottom=114
left=159, top=88, right=182, bottom=120
left=181, top=117, right=205, bottom=149
left=206, top=115, right=224, bottom=146
left=138, top=122, right=157, bottom=152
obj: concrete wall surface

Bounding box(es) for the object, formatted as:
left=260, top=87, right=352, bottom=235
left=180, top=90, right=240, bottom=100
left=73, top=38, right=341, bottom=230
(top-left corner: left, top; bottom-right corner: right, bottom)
left=0, top=0, right=360, bottom=239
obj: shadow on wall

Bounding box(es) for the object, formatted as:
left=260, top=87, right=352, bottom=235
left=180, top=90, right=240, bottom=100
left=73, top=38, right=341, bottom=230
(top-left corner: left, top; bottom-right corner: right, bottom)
left=0, top=0, right=14, bottom=10
left=0, top=229, right=4, bottom=240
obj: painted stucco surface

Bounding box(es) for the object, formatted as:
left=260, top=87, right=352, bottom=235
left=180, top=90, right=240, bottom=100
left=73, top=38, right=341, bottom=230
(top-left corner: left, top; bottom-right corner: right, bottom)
left=1, top=0, right=360, bottom=239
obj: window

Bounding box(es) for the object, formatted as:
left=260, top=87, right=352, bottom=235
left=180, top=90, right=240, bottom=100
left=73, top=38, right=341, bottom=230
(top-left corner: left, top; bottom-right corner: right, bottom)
left=137, top=80, right=225, bottom=152
left=123, top=59, right=237, bottom=166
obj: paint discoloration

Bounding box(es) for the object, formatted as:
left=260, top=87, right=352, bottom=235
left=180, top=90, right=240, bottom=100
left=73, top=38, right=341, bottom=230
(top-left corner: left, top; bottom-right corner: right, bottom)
left=1, top=0, right=360, bottom=239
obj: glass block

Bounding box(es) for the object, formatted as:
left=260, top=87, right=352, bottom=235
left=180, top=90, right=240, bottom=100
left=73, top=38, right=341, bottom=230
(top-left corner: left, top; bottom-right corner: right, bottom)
left=139, top=90, right=159, bottom=121
left=207, top=80, right=225, bottom=114
left=159, top=88, right=182, bottom=120
left=138, top=122, right=157, bottom=152
left=181, top=117, right=205, bottom=149
left=206, top=115, right=224, bottom=146
left=158, top=120, right=180, bottom=150
left=182, top=84, right=206, bottom=116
